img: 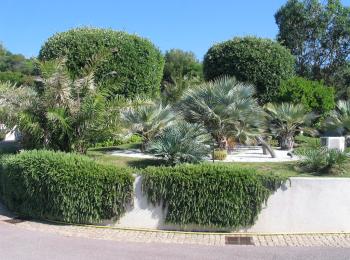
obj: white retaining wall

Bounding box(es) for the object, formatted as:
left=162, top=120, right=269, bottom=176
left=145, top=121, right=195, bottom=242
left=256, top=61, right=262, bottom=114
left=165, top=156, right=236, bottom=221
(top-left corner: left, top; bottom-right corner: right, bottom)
left=114, top=176, right=350, bottom=233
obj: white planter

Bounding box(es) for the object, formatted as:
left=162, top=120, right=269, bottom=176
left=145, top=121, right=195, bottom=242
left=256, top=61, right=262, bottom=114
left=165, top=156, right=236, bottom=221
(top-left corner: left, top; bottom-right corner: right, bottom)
left=320, top=136, right=345, bottom=152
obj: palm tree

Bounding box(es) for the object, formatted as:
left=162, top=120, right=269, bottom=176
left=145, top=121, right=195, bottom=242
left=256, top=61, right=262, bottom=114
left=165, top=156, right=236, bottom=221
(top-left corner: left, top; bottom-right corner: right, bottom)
left=265, top=103, right=315, bottom=150
left=177, top=76, right=275, bottom=157
left=147, top=121, right=211, bottom=165
left=0, top=59, right=108, bottom=153
left=121, top=101, right=174, bottom=152
left=324, top=100, right=350, bottom=135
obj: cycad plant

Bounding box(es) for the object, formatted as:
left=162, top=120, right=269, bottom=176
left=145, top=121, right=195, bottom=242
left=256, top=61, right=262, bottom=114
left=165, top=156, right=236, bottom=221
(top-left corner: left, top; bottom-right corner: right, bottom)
left=265, top=102, right=315, bottom=150
left=121, top=101, right=174, bottom=152
left=147, top=121, right=211, bottom=165
left=177, top=76, right=273, bottom=155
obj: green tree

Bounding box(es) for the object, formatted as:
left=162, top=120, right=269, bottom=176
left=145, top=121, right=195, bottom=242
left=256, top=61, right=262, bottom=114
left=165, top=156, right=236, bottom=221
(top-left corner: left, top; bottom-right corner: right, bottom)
left=275, top=0, right=350, bottom=87
left=161, top=49, right=203, bottom=104
left=39, top=27, right=164, bottom=99
left=279, top=77, right=335, bottom=115
left=0, top=43, right=35, bottom=85
left=203, top=37, right=295, bottom=103
left=265, top=103, right=315, bottom=150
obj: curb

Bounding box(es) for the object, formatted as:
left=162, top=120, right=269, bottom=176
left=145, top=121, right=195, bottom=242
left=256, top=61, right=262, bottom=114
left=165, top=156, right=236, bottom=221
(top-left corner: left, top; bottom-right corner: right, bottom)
left=42, top=219, right=350, bottom=236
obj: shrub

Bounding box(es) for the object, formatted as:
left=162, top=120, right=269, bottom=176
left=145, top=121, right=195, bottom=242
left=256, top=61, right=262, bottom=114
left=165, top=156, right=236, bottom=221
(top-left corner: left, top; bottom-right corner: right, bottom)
left=279, top=77, right=335, bottom=115
left=213, top=149, right=227, bottom=160
left=142, top=164, right=287, bottom=229
left=0, top=150, right=134, bottom=223
left=203, top=37, right=295, bottom=103
left=296, top=147, right=348, bottom=175
left=147, top=122, right=211, bottom=165
left=39, top=27, right=164, bottom=99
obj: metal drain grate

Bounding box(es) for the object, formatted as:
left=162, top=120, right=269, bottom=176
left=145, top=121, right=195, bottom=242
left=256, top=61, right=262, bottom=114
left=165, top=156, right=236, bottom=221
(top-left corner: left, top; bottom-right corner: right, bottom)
left=225, top=236, right=254, bottom=245
left=2, top=218, right=26, bottom=224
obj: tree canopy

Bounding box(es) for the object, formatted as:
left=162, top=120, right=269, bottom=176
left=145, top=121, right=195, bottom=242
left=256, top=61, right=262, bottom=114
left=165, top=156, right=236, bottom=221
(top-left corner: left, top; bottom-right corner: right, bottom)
left=275, top=0, right=350, bottom=89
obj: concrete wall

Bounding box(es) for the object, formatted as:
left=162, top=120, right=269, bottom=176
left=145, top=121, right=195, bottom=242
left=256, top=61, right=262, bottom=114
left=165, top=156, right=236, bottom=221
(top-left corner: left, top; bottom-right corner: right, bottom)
left=114, top=176, right=350, bottom=233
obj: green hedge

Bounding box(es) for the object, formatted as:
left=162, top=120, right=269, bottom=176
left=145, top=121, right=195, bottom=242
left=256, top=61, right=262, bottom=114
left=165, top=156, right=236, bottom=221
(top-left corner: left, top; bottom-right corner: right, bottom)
left=39, top=27, right=164, bottom=99
left=0, top=150, right=134, bottom=223
left=141, top=163, right=287, bottom=229
left=203, top=37, right=295, bottom=103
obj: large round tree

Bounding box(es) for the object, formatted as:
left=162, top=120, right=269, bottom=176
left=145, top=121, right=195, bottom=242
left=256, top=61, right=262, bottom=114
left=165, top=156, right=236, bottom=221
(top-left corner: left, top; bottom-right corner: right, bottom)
left=203, top=37, right=295, bottom=103
left=39, top=27, right=164, bottom=99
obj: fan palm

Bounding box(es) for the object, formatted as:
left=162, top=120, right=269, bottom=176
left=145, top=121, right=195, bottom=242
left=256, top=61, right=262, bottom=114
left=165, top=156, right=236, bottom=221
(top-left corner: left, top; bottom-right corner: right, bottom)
left=265, top=102, right=315, bottom=150
left=324, top=100, right=350, bottom=135
left=177, top=76, right=272, bottom=154
left=121, top=101, right=174, bottom=152
left=147, top=121, right=211, bottom=165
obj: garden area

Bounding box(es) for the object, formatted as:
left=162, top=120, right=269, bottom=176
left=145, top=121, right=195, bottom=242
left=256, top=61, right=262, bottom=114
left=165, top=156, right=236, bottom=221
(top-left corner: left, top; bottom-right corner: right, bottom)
left=1, top=0, right=350, bottom=231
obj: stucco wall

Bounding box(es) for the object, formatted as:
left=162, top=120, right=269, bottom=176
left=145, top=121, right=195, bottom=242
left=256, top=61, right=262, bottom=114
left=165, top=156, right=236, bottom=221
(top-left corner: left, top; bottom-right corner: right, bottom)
left=114, top=176, right=350, bottom=233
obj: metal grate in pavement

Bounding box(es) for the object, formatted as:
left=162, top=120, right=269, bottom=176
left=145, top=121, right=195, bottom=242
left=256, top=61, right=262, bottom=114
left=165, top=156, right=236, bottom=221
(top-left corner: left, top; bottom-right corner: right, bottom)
left=225, top=236, right=254, bottom=245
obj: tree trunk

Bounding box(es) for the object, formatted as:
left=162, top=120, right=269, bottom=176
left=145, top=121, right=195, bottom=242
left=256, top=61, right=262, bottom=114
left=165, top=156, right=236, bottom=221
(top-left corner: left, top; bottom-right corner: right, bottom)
left=280, top=135, right=294, bottom=150
left=256, top=136, right=276, bottom=158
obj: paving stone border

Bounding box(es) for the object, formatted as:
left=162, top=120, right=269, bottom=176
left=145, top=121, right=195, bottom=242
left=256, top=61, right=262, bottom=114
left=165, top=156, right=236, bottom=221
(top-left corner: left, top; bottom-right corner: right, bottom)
left=1, top=205, right=350, bottom=248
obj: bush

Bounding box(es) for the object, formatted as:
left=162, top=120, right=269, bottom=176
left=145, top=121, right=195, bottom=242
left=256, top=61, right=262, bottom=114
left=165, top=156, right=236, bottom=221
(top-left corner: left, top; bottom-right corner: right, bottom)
left=296, top=147, right=348, bottom=175
left=142, top=164, right=287, bottom=229
left=203, top=37, right=295, bottom=103
left=39, top=27, right=164, bottom=99
left=0, top=150, right=134, bottom=223
left=213, top=149, right=227, bottom=160
left=147, top=122, right=211, bottom=165
left=279, top=77, right=335, bottom=115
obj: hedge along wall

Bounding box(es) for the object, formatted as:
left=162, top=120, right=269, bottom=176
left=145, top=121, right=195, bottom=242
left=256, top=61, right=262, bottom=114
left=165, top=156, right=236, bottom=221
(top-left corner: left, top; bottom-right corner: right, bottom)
left=141, top=164, right=287, bottom=229
left=0, top=150, right=134, bottom=224
left=203, top=37, right=295, bottom=103
left=39, top=27, right=164, bottom=99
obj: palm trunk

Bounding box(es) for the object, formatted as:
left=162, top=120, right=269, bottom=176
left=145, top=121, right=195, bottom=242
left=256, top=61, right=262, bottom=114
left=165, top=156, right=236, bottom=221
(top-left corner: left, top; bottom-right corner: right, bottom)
left=280, top=135, right=294, bottom=150
left=256, top=136, right=276, bottom=158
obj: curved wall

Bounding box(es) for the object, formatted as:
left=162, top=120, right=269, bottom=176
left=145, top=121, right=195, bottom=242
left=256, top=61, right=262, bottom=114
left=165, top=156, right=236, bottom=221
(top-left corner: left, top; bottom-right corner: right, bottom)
left=114, top=176, right=350, bottom=233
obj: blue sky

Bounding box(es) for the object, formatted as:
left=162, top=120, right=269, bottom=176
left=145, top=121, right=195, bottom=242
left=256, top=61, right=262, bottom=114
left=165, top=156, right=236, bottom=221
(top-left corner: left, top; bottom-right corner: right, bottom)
left=2, top=0, right=350, bottom=60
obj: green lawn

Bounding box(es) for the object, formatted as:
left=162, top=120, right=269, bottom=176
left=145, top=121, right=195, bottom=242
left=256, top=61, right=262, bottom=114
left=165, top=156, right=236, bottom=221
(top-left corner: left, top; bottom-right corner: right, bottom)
left=87, top=144, right=350, bottom=177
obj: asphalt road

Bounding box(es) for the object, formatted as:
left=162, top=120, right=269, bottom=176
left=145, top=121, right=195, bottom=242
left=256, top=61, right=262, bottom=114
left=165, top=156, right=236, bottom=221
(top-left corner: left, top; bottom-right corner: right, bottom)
left=1, top=223, right=350, bottom=260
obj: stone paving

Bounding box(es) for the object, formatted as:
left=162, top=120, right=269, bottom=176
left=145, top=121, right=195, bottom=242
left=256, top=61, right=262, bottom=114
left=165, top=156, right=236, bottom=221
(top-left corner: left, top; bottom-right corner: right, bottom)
left=1, top=202, right=350, bottom=247
left=1, top=217, right=350, bottom=247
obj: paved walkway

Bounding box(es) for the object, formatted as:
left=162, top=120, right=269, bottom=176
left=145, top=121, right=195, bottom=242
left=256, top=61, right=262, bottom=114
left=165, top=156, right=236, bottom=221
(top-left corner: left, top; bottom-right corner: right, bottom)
left=2, top=223, right=350, bottom=260
left=1, top=203, right=350, bottom=248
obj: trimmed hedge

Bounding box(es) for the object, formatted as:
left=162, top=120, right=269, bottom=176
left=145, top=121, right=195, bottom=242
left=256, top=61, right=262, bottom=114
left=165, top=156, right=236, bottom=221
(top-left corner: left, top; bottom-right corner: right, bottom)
left=203, top=37, right=295, bottom=103
left=141, top=163, right=287, bottom=229
left=0, top=150, right=134, bottom=223
left=39, top=27, right=164, bottom=99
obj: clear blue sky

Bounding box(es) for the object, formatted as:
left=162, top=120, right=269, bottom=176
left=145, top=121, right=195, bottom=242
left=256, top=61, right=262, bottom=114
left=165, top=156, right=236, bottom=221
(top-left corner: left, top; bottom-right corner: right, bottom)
left=2, top=0, right=350, bottom=60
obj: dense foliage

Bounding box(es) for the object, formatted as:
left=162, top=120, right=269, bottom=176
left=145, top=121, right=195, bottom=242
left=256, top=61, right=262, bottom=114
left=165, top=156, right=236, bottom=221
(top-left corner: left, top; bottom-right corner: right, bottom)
left=279, top=77, right=335, bottom=115
left=203, top=37, right=295, bottom=103
left=39, top=27, right=164, bottom=99
left=0, top=44, right=35, bottom=85
left=161, top=49, right=203, bottom=104
left=147, top=121, right=211, bottom=165
left=0, top=150, right=134, bottom=223
left=142, top=164, right=287, bottom=228
left=0, top=60, right=115, bottom=153
left=324, top=100, right=350, bottom=136
left=275, top=0, right=350, bottom=91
